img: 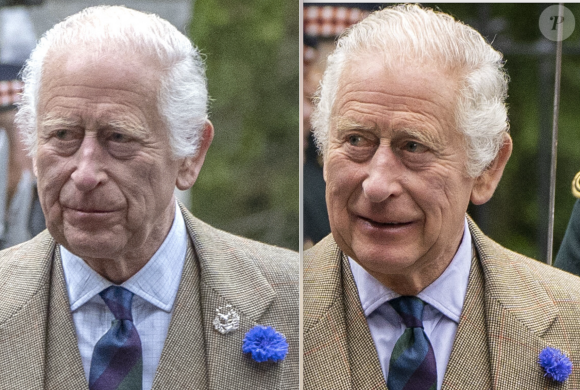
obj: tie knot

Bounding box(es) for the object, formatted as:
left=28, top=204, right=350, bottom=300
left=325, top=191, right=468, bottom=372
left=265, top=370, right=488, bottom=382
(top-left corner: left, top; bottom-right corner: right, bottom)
left=99, top=286, right=134, bottom=321
left=390, top=296, right=425, bottom=328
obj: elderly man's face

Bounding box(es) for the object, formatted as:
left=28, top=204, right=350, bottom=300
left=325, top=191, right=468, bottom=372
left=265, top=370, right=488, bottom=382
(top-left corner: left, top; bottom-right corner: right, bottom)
left=324, top=56, right=479, bottom=290
left=34, top=49, right=192, bottom=265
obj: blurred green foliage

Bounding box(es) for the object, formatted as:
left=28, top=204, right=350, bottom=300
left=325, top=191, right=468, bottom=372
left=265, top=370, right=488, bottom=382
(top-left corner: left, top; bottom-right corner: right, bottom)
left=188, top=0, right=299, bottom=250
left=432, top=3, right=580, bottom=262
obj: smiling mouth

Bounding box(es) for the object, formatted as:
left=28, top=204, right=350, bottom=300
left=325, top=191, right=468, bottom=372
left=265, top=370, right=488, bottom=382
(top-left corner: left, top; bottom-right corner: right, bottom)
left=65, top=207, right=118, bottom=214
left=359, top=216, right=414, bottom=228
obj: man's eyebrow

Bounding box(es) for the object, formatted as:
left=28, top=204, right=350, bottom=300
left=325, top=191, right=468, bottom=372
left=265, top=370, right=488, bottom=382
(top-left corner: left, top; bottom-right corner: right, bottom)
left=333, top=116, right=441, bottom=148
left=106, top=119, right=148, bottom=138
left=39, top=115, right=148, bottom=138
left=40, top=115, right=81, bottom=129
left=393, top=127, right=438, bottom=147
left=333, top=117, right=377, bottom=136
left=333, top=118, right=436, bottom=142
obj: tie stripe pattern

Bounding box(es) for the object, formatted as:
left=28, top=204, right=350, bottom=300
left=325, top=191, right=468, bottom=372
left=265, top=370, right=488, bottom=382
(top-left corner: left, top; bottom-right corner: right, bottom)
left=89, top=286, right=143, bottom=390
left=387, top=296, right=437, bottom=390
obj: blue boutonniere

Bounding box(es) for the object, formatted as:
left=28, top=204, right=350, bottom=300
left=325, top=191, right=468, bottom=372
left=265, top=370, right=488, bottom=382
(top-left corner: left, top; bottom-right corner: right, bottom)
left=242, top=325, right=288, bottom=363
left=539, top=346, right=573, bottom=382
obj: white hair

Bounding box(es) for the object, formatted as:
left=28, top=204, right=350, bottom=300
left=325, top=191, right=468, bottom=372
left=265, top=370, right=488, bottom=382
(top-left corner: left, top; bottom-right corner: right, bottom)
left=16, top=5, right=208, bottom=159
left=312, top=4, right=509, bottom=177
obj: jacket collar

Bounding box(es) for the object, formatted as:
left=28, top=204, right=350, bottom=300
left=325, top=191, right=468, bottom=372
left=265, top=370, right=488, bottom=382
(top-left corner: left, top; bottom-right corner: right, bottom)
left=468, top=218, right=558, bottom=336
left=0, top=230, right=54, bottom=389
left=179, top=202, right=276, bottom=319
left=174, top=202, right=284, bottom=389
left=467, top=218, right=567, bottom=390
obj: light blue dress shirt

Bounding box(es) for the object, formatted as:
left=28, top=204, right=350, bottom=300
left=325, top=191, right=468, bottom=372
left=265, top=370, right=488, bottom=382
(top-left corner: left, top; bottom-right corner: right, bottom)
left=349, top=217, right=472, bottom=390
left=62, top=202, right=188, bottom=390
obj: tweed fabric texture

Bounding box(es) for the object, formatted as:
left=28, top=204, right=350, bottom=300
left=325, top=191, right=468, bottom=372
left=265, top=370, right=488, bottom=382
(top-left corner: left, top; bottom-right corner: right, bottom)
left=148, top=237, right=208, bottom=390
left=304, top=217, right=580, bottom=389
left=342, top=249, right=387, bottom=390
left=440, top=247, right=492, bottom=388
left=0, top=202, right=298, bottom=390
left=44, top=248, right=91, bottom=389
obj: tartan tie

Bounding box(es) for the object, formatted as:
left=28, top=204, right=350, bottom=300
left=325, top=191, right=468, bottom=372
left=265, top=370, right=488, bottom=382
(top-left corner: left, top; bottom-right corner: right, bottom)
left=387, top=296, right=437, bottom=390
left=89, top=286, right=143, bottom=390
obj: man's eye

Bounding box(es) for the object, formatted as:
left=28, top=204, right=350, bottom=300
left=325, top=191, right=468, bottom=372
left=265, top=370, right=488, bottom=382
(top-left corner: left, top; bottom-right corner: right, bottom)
left=110, top=132, right=130, bottom=143
left=403, top=141, right=428, bottom=153
left=55, top=130, right=72, bottom=140
left=348, top=135, right=364, bottom=146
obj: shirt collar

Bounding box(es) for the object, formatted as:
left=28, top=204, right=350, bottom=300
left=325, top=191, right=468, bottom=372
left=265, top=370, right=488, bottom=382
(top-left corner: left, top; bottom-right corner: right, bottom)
left=349, top=217, right=472, bottom=324
left=62, top=200, right=188, bottom=313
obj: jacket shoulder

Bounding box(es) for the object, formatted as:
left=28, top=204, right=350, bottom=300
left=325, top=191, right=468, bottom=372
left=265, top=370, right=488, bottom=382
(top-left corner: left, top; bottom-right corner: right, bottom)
left=470, top=218, right=580, bottom=304
left=510, top=247, right=580, bottom=299
left=180, top=204, right=298, bottom=281
left=0, top=230, right=54, bottom=325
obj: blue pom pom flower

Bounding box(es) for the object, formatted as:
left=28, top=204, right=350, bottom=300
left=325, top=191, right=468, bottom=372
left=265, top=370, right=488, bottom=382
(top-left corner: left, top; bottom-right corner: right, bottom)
left=539, top=346, right=573, bottom=382
left=242, top=325, right=288, bottom=363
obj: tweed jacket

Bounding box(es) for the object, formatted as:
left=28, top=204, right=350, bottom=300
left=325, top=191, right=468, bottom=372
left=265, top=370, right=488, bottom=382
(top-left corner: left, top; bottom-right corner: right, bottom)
left=304, top=218, right=580, bottom=389
left=0, top=203, right=298, bottom=390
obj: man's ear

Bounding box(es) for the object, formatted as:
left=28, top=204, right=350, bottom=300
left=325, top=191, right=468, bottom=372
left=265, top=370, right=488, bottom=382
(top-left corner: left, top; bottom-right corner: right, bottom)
left=175, top=120, right=214, bottom=190
left=471, top=133, right=513, bottom=205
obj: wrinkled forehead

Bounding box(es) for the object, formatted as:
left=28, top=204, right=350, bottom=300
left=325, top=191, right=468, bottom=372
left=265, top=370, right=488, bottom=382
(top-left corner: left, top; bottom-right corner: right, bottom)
left=39, top=45, right=164, bottom=98
left=36, top=46, right=166, bottom=137
left=336, top=45, right=462, bottom=86
left=44, top=41, right=163, bottom=75
left=332, top=52, right=461, bottom=114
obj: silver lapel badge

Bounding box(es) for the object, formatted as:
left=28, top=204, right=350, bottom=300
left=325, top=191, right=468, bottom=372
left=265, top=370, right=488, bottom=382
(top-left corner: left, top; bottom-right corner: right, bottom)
left=213, top=304, right=240, bottom=334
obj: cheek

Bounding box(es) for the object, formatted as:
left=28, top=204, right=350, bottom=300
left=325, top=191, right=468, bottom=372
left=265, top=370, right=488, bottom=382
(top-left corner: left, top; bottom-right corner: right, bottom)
left=124, top=161, right=177, bottom=213
left=325, top=161, right=363, bottom=227
left=36, top=155, right=69, bottom=203
left=414, top=170, right=473, bottom=235
left=325, top=163, right=352, bottom=203
left=325, top=153, right=363, bottom=187
left=414, top=165, right=464, bottom=206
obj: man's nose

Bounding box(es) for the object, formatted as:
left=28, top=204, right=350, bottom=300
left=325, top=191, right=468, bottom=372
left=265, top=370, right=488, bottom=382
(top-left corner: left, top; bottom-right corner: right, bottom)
left=70, top=136, right=107, bottom=192
left=362, top=145, right=404, bottom=203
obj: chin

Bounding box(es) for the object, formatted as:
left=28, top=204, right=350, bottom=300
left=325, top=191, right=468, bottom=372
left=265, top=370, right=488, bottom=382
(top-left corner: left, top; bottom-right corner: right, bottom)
left=352, top=246, right=419, bottom=274
left=61, top=231, right=125, bottom=260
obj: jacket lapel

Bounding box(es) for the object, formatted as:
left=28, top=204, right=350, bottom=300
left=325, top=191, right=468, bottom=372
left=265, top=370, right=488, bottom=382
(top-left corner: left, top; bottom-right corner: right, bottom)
left=179, top=204, right=283, bottom=390
left=469, top=219, right=568, bottom=389
left=342, top=253, right=388, bottom=390
left=151, top=239, right=209, bottom=390
left=442, top=247, right=492, bottom=389
left=44, top=246, right=89, bottom=389
left=303, top=236, right=352, bottom=390
left=0, top=231, right=53, bottom=390
left=303, top=235, right=385, bottom=389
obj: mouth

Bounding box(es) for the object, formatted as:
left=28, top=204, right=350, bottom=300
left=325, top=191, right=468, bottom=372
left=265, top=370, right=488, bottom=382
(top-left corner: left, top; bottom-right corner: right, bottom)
left=64, top=206, right=119, bottom=214
left=358, top=215, right=415, bottom=229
